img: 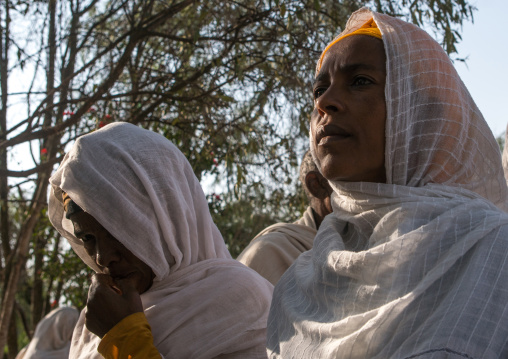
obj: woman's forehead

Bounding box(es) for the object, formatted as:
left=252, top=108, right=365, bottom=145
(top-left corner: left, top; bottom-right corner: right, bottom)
left=317, top=35, right=386, bottom=78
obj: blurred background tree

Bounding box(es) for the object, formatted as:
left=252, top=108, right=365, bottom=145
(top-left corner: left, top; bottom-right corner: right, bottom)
left=0, top=0, right=475, bottom=356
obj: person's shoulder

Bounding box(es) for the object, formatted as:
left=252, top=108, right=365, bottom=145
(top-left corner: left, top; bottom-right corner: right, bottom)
left=238, top=229, right=309, bottom=264
left=251, top=231, right=293, bottom=248
left=206, top=260, right=274, bottom=303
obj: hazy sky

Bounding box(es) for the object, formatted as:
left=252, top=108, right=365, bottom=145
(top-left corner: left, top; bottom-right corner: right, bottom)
left=454, top=0, right=507, bottom=138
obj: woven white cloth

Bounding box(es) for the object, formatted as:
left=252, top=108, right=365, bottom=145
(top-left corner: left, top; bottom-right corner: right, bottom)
left=267, top=8, right=508, bottom=359
left=48, top=122, right=272, bottom=359
left=18, top=307, right=79, bottom=359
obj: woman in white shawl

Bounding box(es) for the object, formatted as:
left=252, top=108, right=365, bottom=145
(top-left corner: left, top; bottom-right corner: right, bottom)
left=48, top=122, right=273, bottom=358
left=16, top=307, right=79, bottom=359
left=267, top=8, right=508, bottom=359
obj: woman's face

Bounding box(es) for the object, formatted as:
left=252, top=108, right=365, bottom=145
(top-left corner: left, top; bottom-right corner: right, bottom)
left=69, top=211, right=154, bottom=294
left=312, top=35, right=387, bottom=183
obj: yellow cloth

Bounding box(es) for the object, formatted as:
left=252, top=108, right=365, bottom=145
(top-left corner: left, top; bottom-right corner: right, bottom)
left=98, top=313, right=161, bottom=359
left=317, top=18, right=382, bottom=71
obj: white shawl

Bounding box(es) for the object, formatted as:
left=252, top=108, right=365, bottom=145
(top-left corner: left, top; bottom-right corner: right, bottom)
left=20, top=307, right=79, bottom=359
left=267, top=8, right=508, bottom=359
left=48, top=122, right=272, bottom=359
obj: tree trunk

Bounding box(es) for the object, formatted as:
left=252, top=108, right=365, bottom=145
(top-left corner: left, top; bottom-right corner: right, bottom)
left=43, top=233, right=60, bottom=316
left=0, top=0, right=10, bottom=276
left=0, top=0, right=62, bottom=350
left=0, top=196, right=46, bottom=353
left=15, top=301, right=31, bottom=341
left=0, top=3, right=14, bottom=357
left=6, top=315, right=17, bottom=359
left=31, top=235, right=47, bottom=328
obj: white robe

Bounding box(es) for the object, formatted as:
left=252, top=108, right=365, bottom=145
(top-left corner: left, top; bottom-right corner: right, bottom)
left=267, top=8, right=508, bottom=359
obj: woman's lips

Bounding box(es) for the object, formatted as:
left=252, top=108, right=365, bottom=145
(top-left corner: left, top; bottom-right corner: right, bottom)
left=319, top=134, right=351, bottom=145
left=316, top=124, right=352, bottom=145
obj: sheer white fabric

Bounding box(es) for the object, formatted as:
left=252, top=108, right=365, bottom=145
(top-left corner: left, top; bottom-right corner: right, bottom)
left=19, top=307, right=79, bottom=359
left=48, top=122, right=272, bottom=359
left=267, top=8, right=508, bottom=359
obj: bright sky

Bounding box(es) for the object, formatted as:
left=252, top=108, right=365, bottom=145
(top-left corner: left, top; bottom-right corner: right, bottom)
left=454, top=0, right=507, bottom=138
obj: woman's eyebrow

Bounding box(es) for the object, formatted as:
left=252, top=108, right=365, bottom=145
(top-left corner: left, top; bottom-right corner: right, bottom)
left=340, top=63, right=380, bottom=73
left=314, top=63, right=381, bottom=86
left=314, top=73, right=329, bottom=85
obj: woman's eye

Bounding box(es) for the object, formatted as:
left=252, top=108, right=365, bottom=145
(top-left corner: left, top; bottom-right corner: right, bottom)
left=82, top=234, right=96, bottom=243
left=313, top=87, right=326, bottom=100
left=352, top=77, right=373, bottom=86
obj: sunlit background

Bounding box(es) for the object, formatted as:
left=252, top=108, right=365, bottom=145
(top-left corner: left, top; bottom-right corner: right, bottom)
left=455, top=0, right=507, bottom=138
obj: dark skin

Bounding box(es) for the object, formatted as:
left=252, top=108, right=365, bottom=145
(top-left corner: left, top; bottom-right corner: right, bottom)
left=69, top=211, right=155, bottom=338
left=85, top=273, right=144, bottom=338
left=305, top=171, right=333, bottom=228
left=312, top=35, right=387, bottom=183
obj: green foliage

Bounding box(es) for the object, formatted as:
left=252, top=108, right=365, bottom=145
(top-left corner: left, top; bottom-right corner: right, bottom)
left=209, top=180, right=307, bottom=257
left=9, top=206, right=90, bottom=334
left=32, top=210, right=89, bottom=310
left=14, top=304, right=29, bottom=351
left=497, top=132, right=505, bottom=152
left=371, top=0, right=475, bottom=56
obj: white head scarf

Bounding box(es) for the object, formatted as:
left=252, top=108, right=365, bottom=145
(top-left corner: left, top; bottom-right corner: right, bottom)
left=267, top=8, right=508, bottom=359
left=20, top=307, right=79, bottom=359
left=48, top=122, right=272, bottom=359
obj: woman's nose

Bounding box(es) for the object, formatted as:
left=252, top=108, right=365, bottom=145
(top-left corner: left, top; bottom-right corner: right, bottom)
left=95, top=237, right=121, bottom=268
left=315, top=87, right=345, bottom=118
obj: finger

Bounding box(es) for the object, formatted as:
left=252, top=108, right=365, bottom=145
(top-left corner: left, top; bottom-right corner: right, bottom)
left=115, top=277, right=144, bottom=314
left=110, top=284, right=122, bottom=295
left=92, top=273, right=115, bottom=286
left=91, top=273, right=122, bottom=295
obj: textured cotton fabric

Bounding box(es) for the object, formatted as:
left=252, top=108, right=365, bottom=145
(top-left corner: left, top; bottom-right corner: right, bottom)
left=267, top=8, right=508, bottom=359
left=19, top=307, right=79, bottom=359
left=48, top=122, right=273, bottom=359
left=237, top=206, right=317, bottom=285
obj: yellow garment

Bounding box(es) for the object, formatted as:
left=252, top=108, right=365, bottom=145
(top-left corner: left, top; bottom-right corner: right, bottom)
left=98, top=313, right=161, bottom=359
left=317, top=18, right=382, bottom=71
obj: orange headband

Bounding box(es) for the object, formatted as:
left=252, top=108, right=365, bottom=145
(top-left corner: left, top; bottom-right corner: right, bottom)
left=62, top=191, right=83, bottom=218
left=317, top=18, right=382, bottom=72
